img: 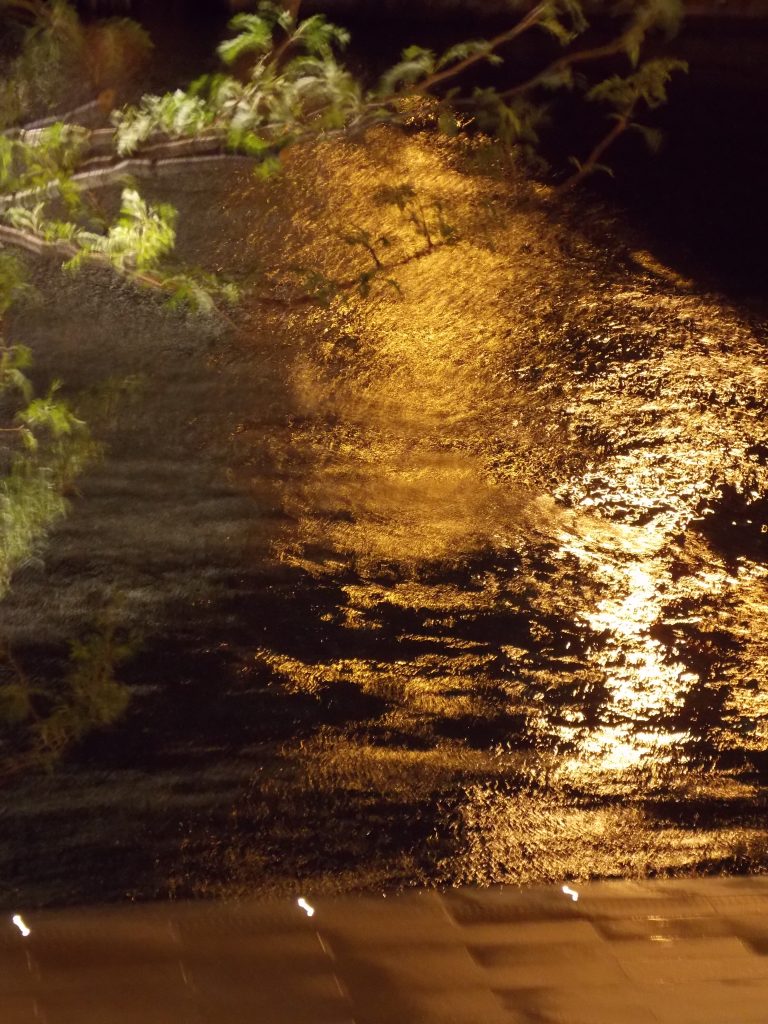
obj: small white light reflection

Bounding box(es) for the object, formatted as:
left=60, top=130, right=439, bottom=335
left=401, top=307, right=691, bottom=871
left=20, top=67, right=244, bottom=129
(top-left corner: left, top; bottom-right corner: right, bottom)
left=12, top=914, right=30, bottom=937
left=297, top=898, right=315, bottom=918
left=561, top=885, right=579, bottom=902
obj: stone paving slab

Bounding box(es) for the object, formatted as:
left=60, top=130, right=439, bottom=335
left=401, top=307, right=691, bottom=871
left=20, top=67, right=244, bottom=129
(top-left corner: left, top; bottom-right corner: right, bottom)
left=460, top=919, right=604, bottom=946
left=4, top=879, right=768, bottom=1022
left=496, top=983, right=661, bottom=1024
left=638, top=979, right=768, bottom=1024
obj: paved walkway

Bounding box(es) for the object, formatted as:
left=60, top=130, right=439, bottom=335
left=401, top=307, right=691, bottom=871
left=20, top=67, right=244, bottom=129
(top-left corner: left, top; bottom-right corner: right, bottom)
left=5, top=878, right=768, bottom=1023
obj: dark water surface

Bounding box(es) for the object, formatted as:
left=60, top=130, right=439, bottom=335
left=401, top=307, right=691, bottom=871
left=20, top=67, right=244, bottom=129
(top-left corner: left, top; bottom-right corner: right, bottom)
left=2, top=120, right=768, bottom=906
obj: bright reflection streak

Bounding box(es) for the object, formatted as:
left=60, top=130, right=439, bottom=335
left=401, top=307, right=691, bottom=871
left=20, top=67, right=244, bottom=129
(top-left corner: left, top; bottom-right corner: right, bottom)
left=12, top=914, right=30, bottom=937
left=558, top=528, right=697, bottom=774
left=297, top=897, right=315, bottom=917
left=562, top=885, right=579, bottom=902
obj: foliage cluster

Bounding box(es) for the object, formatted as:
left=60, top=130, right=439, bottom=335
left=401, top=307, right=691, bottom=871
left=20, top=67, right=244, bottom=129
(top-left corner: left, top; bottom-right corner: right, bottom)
left=0, top=0, right=152, bottom=125
left=0, top=617, right=133, bottom=771
left=0, top=0, right=686, bottom=310
left=0, top=253, right=97, bottom=598
left=0, top=252, right=129, bottom=773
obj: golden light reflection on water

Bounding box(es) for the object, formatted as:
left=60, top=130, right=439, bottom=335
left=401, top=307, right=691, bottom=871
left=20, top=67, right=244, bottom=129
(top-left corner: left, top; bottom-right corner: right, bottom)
left=260, top=140, right=536, bottom=568
left=555, top=539, right=696, bottom=774
left=205, top=125, right=768, bottom=890
left=228, top=127, right=768, bottom=768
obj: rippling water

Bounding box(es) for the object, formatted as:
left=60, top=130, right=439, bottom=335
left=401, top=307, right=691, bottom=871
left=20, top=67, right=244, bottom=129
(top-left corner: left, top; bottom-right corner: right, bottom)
left=2, top=126, right=768, bottom=905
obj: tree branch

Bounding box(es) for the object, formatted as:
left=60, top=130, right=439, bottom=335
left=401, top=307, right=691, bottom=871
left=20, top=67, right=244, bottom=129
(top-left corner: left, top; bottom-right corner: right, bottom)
left=0, top=223, right=69, bottom=257
left=407, top=2, right=547, bottom=96
left=0, top=147, right=258, bottom=213
left=500, top=34, right=634, bottom=101
left=0, top=223, right=165, bottom=293
left=251, top=233, right=446, bottom=308
left=556, top=108, right=633, bottom=193
left=499, top=0, right=678, bottom=104
left=0, top=224, right=240, bottom=327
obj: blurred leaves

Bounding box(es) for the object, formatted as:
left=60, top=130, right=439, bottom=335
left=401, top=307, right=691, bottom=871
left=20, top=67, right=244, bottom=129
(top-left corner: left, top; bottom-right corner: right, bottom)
left=0, top=615, right=135, bottom=770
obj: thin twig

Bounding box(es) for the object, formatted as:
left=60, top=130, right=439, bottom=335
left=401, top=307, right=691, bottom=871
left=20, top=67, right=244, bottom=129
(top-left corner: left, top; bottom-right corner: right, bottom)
left=251, top=235, right=443, bottom=307
left=556, top=109, right=633, bottom=193
left=406, top=2, right=547, bottom=97
left=500, top=34, right=633, bottom=101
left=499, top=0, right=674, bottom=103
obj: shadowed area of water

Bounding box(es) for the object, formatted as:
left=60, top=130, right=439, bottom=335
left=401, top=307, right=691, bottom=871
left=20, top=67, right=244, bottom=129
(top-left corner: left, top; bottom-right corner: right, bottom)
left=1, top=122, right=768, bottom=906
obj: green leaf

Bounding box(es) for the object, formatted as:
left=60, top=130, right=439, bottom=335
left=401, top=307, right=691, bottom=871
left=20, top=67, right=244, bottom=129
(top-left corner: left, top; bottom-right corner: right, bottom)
left=254, top=154, right=283, bottom=179
left=76, top=188, right=177, bottom=272
left=632, top=123, right=663, bottom=152
left=536, top=0, right=588, bottom=46
left=378, top=48, right=435, bottom=94
left=218, top=14, right=274, bottom=65
left=435, top=41, right=490, bottom=70
left=227, top=128, right=270, bottom=155
left=587, top=58, right=687, bottom=112
left=291, top=15, right=350, bottom=59
left=0, top=255, right=32, bottom=316
left=20, top=427, right=37, bottom=452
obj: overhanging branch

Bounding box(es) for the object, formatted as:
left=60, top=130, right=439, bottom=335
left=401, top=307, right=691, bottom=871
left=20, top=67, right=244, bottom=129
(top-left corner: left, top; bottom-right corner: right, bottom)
left=407, top=2, right=547, bottom=97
